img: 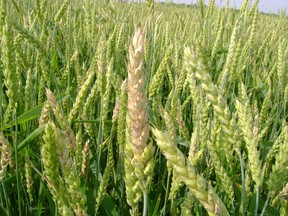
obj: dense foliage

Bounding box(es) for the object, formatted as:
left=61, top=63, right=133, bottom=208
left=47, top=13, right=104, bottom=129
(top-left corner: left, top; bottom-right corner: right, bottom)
left=0, top=0, right=288, bottom=215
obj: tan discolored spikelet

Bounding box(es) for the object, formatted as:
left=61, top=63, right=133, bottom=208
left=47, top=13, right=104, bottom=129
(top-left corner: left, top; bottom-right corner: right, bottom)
left=45, top=89, right=76, bottom=151
left=39, top=101, right=51, bottom=127
left=125, top=29, right=155, bottom=209
left=81, top=140, right=90, bottom=178
left=0, top=132, right=11, bottom=180
left=127, top=28, right=149, bottom=156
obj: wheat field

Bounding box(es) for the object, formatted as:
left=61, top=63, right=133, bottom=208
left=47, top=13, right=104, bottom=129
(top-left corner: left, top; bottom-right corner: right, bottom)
left=0, top=0, right=288, bottom=215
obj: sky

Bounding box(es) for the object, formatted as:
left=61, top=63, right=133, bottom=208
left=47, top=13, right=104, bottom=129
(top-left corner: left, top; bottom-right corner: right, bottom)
left=168, top=0, right=288, bottom=15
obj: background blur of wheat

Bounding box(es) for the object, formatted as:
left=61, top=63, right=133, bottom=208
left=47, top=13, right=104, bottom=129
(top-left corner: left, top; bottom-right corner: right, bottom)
left=0, top=0, right=288, bottom=215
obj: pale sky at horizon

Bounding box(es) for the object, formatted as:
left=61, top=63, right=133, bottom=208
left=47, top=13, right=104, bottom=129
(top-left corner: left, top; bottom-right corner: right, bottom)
left=167, top=0, right=288, bottom=14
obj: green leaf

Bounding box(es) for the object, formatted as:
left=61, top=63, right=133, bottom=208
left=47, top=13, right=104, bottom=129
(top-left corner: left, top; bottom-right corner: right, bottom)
left=12, top=126, right=45, bottom=156
left=152, top=196, right=161, bottom=216
left=248, top=193, right=280, bottom=216
left=1, top=103, right=43, bottom=130
left=102, top=195, right=118, bottom=216
left=1, top=95, right=68, bottom=130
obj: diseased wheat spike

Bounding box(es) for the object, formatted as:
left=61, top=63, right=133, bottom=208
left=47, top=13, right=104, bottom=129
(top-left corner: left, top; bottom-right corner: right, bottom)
left=81, top=140, right=90, bottom=178
left=126, top=28, right=155, bottom=192
left=0, top=132, right=11, bottom=181
left=46, top=89, right=76, bottom=151
left=25, top=152, right=33, bottom=202
left=127, top=28, right=148, bottom=154
left=273, top=183, right=288, bottom=206
left=125, top=28, right=146, bottom=212
left=24, top=68, right=33, bottom=111
left=39, top=101, right=51, bottom=127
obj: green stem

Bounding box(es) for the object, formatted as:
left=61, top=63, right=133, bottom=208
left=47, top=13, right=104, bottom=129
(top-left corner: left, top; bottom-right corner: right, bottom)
left=260, top=195, right=270, bottom=216
left=14, top=109, right=22, bottom=216
left=161, top=171, right=171, bottom=216
left=238, top=150, right=246, bottom=216
left=143, top=192, right=148, bottom=216
left=1, top=181, right=11, bottom=216
left=67, top=0, right=73, bottom=112
left=255, top=187, right=259, bottom=216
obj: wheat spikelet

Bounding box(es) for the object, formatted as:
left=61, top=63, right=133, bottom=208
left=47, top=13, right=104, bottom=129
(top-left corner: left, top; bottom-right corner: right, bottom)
left=25, top=151, right=33, bottom=202
left=236, top=83, right=263, bottom=188
left=211, top=13, right=223, bottom=61
left=185, top=47, right=241, bottom=165
left=39, top=101, right=51, bottom=127
left=126, top=28, right=148, bottom=154
left=124, top=133, right=141, bottom=213
left=188, top=129, right=203, bottom=167
left=68, top=62, right=96, bottom=123
left=277, top=39, right=286, bottom=96
left=149, top=47, right=172, bottom=98
left=175, top=65, right=187, bottom=95
left=125, top=28, right=146, bottom=211
left=81, top=140, right=90, bottom=178
left=267, top=124, right=288, bottom=200
left=218, top=19, right=239, bottom=88
left=117, top=80, right=128, bottom=158
left=125, top=29, right=155, bottom=214
left=273, top=183, right=288, bottom=205
left=96, top=140, right=114, bottom=213
left=41, top=121, right=73, bottom=215
left=2, top=19, right=19, bottom=124
left=181, top=190, right=195, bottom=216
left=169, top=170, right=184, bottom=210
left=259, top=84, right=272, bottom=128
left=24, top=68, right=33, bottom=111
left=52, top=123, right=87, bottom=215
left=46, top=89, right=76, bottom=151
left=176, top=103, right=190, bottom=141
left=96, top=34, right=106, bottom=97
left=237, top=6, right=259, bottom=79
left=12, top=21, right=48, bottom=58
left=0, top=0, right=7, bottom=39
left=159, top=106, right=176, bottom=144
left=152, top=128, right=229, bottom=216
left=101, top=57, right=113, bottom=135
left=0, top=132, right=11, bottom=181
left=54, top=0, right=69, bottom=22
left=209, top=120, right=235, bottom=204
